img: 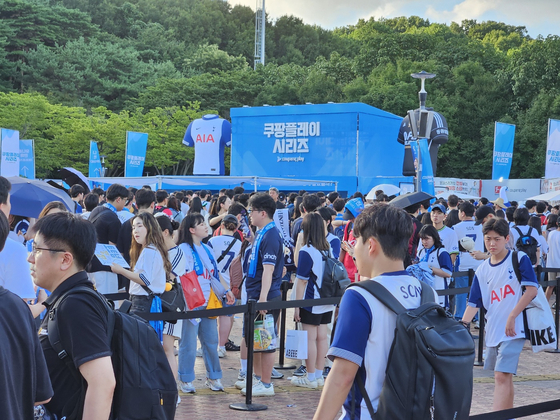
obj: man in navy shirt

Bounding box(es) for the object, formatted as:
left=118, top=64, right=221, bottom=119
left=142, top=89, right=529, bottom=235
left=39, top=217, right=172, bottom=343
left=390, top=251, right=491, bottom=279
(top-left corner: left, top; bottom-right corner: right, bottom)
left=241, top=193, right=284, bottom=397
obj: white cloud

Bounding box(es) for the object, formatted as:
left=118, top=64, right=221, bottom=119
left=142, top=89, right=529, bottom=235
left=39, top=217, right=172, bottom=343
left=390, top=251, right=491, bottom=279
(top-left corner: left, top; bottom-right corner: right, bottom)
left=425, top=0, right=498, bottom=23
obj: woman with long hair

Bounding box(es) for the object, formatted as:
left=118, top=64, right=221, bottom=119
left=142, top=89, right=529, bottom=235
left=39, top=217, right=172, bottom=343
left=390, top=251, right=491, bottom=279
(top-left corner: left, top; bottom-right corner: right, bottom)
left=416, top=224, right=453, bottom=308
left=292, top=212, right=336, bottom=389
left=208, top=195, right=232, bottom=234
left=176, top=213, right=235, bottom=394
left=317, top=207, right=340, bottom=259
left=111, top=212, right=172, bottom=315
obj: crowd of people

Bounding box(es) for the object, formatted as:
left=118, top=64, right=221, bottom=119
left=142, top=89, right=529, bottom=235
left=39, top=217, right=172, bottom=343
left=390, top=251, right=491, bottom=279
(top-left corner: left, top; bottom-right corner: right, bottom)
left=0, top=176, right=558, bottom=419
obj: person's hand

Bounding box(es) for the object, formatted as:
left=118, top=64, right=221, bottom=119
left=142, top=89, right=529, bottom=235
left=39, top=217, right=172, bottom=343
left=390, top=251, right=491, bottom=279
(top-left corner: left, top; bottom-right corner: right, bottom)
left=225, top=290, right=235, bottom=305
left=110, top=263, right=123, bottom=274
left=505, top=315, right=517, bottom=337
left=282, top=266, right=287, bottom=277
left=341, top=241, right=354, bottom=257
left=36, top=289, right=48, bottom=304
left=471, top=250, right=488, bottom=261
left=258, top=297, right=268, bottom=315
left=294, top=307, right=301, bottom=322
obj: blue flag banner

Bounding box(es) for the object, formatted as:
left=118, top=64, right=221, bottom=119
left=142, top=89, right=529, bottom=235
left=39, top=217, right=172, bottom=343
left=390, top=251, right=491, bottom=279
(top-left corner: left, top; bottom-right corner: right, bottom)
left=545, top=119, right=560, bottom=179
left=89, top=141, right=102, bottom=177
left=19, top=139, right=35, bottom=179
left=125, top=131, right=148, bottom=177
left=1, top=128, right=20, bottom=177
left=492, top=122, right=515, bottom=180
left=410, top=138, right=435, bottom=195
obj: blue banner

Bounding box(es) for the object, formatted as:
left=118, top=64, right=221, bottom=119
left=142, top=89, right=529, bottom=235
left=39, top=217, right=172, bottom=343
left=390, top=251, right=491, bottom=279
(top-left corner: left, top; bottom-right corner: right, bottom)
left=492, top=122, right=515, bottom=180
left=545, top=119, right=560, bottom=179
left=89, top=141, right=102, bottom=177
left=125, top=131, right=148, bottom=177
left=19, top=139, right=35, bottom=179
left=410, top=139, right=435, bottom=195
left=1, top=128, right=20, bottom=177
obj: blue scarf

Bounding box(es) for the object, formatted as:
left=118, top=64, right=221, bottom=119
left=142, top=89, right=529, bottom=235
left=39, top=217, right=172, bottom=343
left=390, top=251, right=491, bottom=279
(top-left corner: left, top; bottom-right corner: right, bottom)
left=248, top=222, right=276, bottom=278
left=420, top=245, right=435, bottom=263
left=149, top=296, right=163, bottom=342
left=104, top=202, right=117, bottom=213
left=190, top=243, right=219, bottom=276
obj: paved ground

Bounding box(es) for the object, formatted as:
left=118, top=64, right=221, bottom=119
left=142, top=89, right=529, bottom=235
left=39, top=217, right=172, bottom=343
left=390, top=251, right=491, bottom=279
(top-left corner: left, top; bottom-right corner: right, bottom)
left=174, top=311, right=560, bottom=419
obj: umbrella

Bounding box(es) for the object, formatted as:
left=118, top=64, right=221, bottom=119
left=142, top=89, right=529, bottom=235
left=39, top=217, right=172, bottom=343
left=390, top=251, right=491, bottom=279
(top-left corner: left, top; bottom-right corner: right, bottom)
left=389, top=191, right=434, bottom=209
left=58, top=167, right=90, bottom=194
left=8, top=177, right=75, bottom=218
left=366, top=184, right=401, bottom=200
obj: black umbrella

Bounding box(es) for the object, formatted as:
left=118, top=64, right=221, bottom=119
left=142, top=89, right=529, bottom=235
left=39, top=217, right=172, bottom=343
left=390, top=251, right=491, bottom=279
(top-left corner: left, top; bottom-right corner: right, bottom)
left=58, top=167, right=90, bottom=194
left=389, top=191, right=434, bottom=209
left=8, top=177, right=75, bottom=218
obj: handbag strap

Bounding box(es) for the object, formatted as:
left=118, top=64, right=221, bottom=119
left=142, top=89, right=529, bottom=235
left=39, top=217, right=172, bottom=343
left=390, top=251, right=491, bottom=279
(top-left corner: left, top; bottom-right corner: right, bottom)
left=217, top=238, right=238, bottom=264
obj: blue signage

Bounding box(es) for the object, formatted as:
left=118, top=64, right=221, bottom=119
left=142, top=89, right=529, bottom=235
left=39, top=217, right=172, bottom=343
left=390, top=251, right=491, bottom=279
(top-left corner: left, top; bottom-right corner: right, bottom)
left=89, top=141, right=102, bottom=177
left=19, top=139, right=35, bottom=179
left=125, top=131, right=148, bottom=177
left=492, top=122, right=515, bottom=180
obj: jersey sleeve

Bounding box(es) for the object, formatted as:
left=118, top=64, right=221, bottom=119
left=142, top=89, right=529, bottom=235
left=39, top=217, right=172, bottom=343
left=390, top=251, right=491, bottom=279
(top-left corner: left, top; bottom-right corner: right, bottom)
left=330, top=236, right=341, bottom=259
left=296, top=250, right=313, bottom=281
left=437, top=249, right=453, bottom=276
left=467, top=275, right=483, bottom=308
left=222, top=120, right=232, bottom=147
left=518, top=252, right=539, bottom=286
left=448, top=229, right=459, bottom=254
left=328, top=289, right=372, bottom=366
left=182, top=123, right=194, bottom=147
left=135, top=247, right=156, bottom=287
left=260, top=233, right=281, bottom=266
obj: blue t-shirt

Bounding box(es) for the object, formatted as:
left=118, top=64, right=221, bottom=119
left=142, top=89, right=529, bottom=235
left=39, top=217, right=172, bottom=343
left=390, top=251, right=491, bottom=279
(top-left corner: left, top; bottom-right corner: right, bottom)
left=245, top=228, right=284, bottom=301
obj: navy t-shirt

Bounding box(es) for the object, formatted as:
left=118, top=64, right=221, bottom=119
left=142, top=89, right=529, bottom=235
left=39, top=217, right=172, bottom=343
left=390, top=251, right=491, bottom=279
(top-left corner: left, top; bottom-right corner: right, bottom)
left=246, top=228, right=284, bottom=300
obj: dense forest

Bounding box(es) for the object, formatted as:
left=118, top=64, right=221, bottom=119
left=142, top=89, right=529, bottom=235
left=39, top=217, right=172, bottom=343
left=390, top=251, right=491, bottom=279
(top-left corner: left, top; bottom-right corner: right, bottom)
left=1, top=0, right=560, bottom=179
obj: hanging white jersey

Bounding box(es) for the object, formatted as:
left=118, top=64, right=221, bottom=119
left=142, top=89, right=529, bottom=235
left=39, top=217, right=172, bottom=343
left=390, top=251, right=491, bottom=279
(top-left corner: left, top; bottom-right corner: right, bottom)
left=182, top=114, right=231, bottom=175
left=207, top=235, right=241, bottom=287
left=453, top=220, right=484, bottom=270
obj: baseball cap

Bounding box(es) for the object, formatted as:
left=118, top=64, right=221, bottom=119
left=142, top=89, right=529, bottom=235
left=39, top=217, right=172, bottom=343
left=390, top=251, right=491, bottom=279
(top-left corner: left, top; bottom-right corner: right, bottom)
left=343, top=197, right=364, bottom=220
left=223, top=214, right=239, bottom=225
left=431, top=203, right=447, bottom=214
left=474, top=206, right=496, bottom=225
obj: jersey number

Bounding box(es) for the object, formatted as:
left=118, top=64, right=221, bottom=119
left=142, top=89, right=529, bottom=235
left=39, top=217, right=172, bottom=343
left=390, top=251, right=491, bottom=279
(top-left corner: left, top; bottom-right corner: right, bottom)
left=221, top=252, right=236, bottom=273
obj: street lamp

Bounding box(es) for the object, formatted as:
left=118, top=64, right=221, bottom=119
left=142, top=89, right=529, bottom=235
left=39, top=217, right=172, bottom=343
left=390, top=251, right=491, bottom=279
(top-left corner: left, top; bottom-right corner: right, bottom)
left=100, top=155, right=106, bottom=177
left=409, top=71, right=436, bottom=192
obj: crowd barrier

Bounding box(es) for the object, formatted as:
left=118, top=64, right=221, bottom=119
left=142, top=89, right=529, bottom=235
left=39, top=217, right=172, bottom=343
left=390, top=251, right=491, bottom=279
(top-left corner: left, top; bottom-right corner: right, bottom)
left=100, top=265, right=560, bottom=417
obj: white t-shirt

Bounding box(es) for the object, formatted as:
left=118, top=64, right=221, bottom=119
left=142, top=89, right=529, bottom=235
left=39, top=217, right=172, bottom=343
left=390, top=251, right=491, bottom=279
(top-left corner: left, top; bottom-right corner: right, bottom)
left=416, top=247, right=453, bottom=307
left=129, top=245, right=166, bottom=296
left=548, top=230, right=560, bottom=268
left=453, top=220, right=484, bottom=270
left=168, top=245, right=186, bottom=280
left=328, top=272, right=438, bottom=419
left=207, top=235, right=241, bottom=287
left=468, top=251, right=538, bottom=347
left=437, top=226, right=459, bottom=255
left=0, top=238, right=35, bottom=299
left=296, top=245, right=336, bottom=315
left=179, top=243, right=214, bottom=303
left=510, top=225, right=541, bottom=250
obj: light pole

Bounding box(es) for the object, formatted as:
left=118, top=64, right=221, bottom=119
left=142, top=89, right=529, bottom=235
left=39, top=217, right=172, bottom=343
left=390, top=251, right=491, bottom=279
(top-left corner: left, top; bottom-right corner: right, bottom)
left=100, top=155, right=106, bottom=177
left=410, top=71, right=436, bottom=192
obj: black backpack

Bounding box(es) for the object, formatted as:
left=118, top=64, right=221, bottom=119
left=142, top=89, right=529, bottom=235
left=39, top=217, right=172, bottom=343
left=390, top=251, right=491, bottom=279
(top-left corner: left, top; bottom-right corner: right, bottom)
left=47, top=286, right=177, bottom=420
left=349, top=280, right=475, bottom=420
left=315, top=250, right=350, bottom=298
left=513, top=226, right=539, bottom=265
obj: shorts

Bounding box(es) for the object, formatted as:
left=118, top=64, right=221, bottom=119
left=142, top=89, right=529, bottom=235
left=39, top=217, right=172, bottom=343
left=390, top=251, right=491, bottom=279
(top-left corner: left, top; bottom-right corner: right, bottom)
left=484, top=338, right=525, bottom=374
left=242, top=295, right=281, bottom=344
left=163, top=320, right=183, bottom=339
left=300, top=308, right=333, bottom=326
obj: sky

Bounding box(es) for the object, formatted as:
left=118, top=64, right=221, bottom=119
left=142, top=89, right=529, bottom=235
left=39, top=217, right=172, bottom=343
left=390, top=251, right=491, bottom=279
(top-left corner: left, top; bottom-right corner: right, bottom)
left=228, top=0, right=559, bottom=38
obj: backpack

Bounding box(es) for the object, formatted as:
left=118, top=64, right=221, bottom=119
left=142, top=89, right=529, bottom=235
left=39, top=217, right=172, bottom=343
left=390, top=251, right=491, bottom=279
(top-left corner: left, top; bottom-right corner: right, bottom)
left=47, top=286, right=177, bottom=420
left=349, top=280, right=475, bottom=420
left=513, top=226, right=539, bottom=265
left=229, top=254, right=245, bottom=299
left=315, top=250, right=350, bottom=298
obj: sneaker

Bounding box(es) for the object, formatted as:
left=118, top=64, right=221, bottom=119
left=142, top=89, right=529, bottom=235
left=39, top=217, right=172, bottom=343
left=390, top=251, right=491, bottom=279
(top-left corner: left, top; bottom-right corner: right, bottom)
left=176, top=395, right=181, bottom=407
left=196, top=348, right=202, bottom=357
left=271, top=367, right=284, bottom=379
left=179, top=381, right=196, bottom=394
left=235, top=377, right=246, bottom=390
left=241, top=380, right=275, bottom=397
left=293, top=365, right=307, bottom=377
left=237, top=369, right=247, bottom=381
left=206, top=378, right=224, bottom=392
left=225, top=339, right=240, bottom=351
left=322, top=366, right=331, bottom=377
left=217, top=347, right=227, bottom=358
left=291, top=375, right=318, bottom=389
left=316, top=376, right=325, bottom=387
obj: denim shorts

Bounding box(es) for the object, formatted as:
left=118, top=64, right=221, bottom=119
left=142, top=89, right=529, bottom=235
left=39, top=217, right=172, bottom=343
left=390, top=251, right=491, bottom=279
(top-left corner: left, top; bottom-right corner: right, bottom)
left=484, top=338, right=525, bottom=374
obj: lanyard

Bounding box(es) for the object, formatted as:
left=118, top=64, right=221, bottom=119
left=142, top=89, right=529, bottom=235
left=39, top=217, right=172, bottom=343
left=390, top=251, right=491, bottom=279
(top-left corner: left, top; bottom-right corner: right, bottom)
left=190, top=243, right=219, bottom=277
left=248, top=222, right=276, bottom=278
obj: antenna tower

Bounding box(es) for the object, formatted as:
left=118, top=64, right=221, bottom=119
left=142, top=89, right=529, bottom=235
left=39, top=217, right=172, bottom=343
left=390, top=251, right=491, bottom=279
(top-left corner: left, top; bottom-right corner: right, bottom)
left=254, top=0, right=265, bottom=69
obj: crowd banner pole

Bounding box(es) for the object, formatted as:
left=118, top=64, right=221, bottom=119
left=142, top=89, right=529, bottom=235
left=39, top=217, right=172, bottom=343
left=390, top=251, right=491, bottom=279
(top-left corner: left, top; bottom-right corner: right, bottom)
left=229, top=299, right=267, bottom=412
left=275, top=281, right=296, bottom=370
left=545, top=276, right=560, bottom=354
left=474, top=307, right=485, bottom=366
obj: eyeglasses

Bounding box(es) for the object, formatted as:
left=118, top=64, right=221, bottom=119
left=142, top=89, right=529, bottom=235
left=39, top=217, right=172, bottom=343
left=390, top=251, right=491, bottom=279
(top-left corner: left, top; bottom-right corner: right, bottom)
left=31, top=244, right=67, bottom=255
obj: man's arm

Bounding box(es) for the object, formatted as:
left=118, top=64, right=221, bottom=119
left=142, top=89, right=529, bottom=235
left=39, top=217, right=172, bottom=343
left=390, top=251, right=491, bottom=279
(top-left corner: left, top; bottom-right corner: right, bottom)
left=79, top=356, right=116, bottom=420
left=313, top=357, right=358, bottom=420
left=258, top=264, right=274, bottom=314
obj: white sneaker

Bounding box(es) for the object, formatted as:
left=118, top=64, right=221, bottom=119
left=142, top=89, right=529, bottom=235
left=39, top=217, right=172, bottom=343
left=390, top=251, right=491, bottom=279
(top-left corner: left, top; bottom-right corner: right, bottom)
left=179, top=381, right=196, bottom=394
left=206, top=378, right=224, bottom=391
left=237, top=369, right=247, bottom=381
left=217, top=347, right=227, bottom=358
left=241, top=380, right=275, bottom=397
left=316, top=376, right=325, bottom=387
left=291, top=375, right=318, bottom=389
left=235, top=372, right=254, bottom=390
left=196, top=348, right=202, bottom=357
